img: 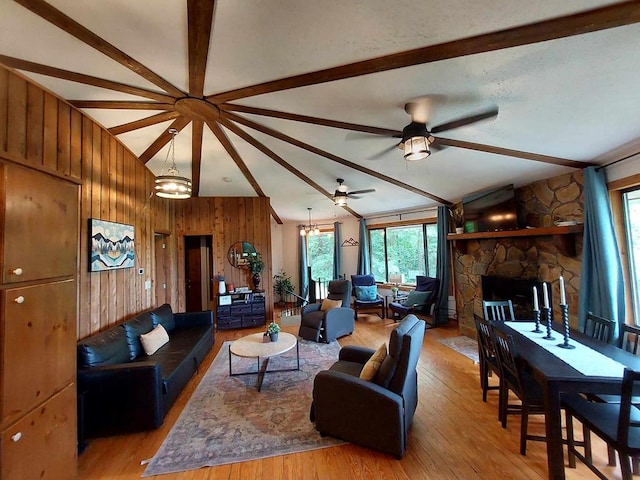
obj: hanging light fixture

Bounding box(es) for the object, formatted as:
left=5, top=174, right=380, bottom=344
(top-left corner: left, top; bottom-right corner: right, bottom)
left=154, top=128, right=192, bottom=199
left=299, top=208, right=320, bottom=236
left=398, top=121, right=431, bottom=161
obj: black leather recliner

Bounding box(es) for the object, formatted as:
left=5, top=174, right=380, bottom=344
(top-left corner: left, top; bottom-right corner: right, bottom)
left=311, top=314, right=426, bottom=458
left=299, top=279, right=354, bottom=343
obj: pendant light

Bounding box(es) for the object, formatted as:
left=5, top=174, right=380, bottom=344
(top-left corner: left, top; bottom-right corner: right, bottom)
left=154, top=128, right=193, bottom=199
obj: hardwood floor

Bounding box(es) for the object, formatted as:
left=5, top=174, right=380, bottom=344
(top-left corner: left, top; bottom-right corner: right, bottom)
left=78, top=312, right=621, bottom=480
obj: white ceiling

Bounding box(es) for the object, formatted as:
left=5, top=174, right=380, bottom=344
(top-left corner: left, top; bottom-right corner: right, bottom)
left=1, top=0, right=639, bottom=223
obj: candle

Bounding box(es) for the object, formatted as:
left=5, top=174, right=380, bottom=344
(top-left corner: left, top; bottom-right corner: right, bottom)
left=532, top=285, right=539, bottom=311
left=543, top=282, right=549, bottom=308
left=559, top=276, right=566, bottom=305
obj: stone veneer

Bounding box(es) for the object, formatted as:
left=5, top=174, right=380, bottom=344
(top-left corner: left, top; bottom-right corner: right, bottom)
left=455, top=171, right=584, bottom=337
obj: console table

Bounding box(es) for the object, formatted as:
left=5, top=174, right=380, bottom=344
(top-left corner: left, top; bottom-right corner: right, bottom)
left=216, top=292, right=266, bottom=330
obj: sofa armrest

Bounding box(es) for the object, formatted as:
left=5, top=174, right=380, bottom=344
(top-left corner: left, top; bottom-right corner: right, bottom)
left=338, top=344, right=376, bottom=364
left=174, top=310, right=213, bottom=328
left=302, top=303, right=321, bottom=315
left=77, top=361, right=164, bottom=437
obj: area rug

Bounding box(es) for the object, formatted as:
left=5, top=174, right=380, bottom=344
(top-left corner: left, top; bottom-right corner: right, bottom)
left=438, top=335, right=479, bottom=364
left=143, top=338, right=344, bottom=477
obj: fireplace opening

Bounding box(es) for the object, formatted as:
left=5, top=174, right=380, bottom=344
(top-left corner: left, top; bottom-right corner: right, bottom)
left=481, top=275, right=552, bottom=320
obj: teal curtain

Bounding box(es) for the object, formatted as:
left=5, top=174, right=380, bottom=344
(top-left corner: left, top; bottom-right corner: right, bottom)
left=433, top=206, right=451, bottom=326
left=357, top=218, right=370, bottom=275
left=578, top=167, right=625, bottom=341
left=333, top=221, right=342, bottom=279
left=298, top=234, right=309, bottom=302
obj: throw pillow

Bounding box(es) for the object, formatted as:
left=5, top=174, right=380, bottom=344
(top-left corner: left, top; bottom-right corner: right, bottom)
left=405, top=290, right=431, bottom=307
left=355, top=285, right=378, bottom=301
left=359, top=343, right=388, bottom=381
left=320, top=298, right=343, bottom=311
left=140, top=324, right=169, bottom=356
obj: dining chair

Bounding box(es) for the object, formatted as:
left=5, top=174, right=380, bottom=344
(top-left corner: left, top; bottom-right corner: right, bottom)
left=492, top=327, right=546, bottom=455
left=584, top=312, right=614, bottom=344
left=483, top=300, right=515, bottom=322
left=473, top=314, right=501, bottom=409
left=620, top=324, right=640, bottom=354
left=564, top=368, right=640, bottom=480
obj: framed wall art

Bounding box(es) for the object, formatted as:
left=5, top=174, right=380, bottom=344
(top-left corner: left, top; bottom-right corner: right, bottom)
left=89, top=219, right=135, bottom=272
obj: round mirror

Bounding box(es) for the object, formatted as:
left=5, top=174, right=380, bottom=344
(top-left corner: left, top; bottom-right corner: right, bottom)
left=228, top=241, right=257, bottom=268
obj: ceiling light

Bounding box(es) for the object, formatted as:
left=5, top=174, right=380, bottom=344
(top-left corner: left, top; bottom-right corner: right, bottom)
left=333, top=191, right=348, bottom=206
left=300, top=207, right=320, bottom=236
left=154, top=128, right=193, bottom=199
left=399, top=121, right=431, bottom=161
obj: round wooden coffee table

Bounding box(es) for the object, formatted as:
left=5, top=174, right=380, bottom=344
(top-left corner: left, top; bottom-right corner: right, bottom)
left=228, top=332, right=299, bottom=391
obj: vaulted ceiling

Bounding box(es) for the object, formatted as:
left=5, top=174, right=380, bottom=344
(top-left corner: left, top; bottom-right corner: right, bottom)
left=1, top=1, right=639, bottom=223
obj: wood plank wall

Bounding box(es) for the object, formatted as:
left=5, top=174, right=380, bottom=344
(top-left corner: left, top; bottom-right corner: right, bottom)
left=0, top=65, right=177, bottom=340
left=174, top=196, right=273, bottom=321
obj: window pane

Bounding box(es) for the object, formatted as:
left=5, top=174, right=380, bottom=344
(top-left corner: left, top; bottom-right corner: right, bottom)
left=386, top=225, right=425, bottom=283
left=307, top=232, right=334, bottom=283
left=624, top=189, right=640, bottom=324
left=426, top=223, right=438, bottom=278
left=369, top=229, right=386, bottom=281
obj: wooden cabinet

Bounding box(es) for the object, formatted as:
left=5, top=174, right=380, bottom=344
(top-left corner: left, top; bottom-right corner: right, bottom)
left=0, top=163, right=79, bottom=480
left=216, top=294, right=266, bottom=330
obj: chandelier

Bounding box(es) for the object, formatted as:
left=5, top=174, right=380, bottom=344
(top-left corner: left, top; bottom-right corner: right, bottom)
left=154, top=128, right=193, bottom=199
left=299, top=208, right=320, bottom=236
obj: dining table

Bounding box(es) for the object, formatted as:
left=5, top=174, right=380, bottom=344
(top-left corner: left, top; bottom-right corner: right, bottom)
left=494, top=320, right=640, bottom=480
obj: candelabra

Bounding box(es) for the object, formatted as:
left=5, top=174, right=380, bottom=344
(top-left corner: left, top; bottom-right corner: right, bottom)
left=532, top=309, right=542, bottom=333
left=557, top=303, right=575, bottom=349
left=542, top=307, right=554, bottom=340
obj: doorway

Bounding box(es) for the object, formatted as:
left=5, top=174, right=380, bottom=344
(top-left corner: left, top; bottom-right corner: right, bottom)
left=184, top=235, right=213, bottom=311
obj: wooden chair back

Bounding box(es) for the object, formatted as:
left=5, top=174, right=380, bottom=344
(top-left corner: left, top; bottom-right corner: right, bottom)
left=483, top=300, right=515, bottom=322
left=619, top=324, right=640, bottom=354
left=491, top=327, right=522, bottom=396
left=584, top=312, right=614, bottom=344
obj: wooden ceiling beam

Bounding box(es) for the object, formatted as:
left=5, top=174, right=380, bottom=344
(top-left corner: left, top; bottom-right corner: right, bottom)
left=191, top=119, right=203, bottom=197
left=222, top=111, right=451, bottom=206
left=219, top=104, right=401, bottom=137
left=209, top=1, right=640, bottom=103
left=0, top=55, right=175, bottom=103
left=269, top=206, right=283, bottom=225
left=108, top=111, right=181, bottom=136
left=139, top=116, right=191, bottom=164
left=435, top=137, right=595, bottom=168
left=187, top=0, right=216, bottom=97
left=14, top=0, right=185, bottom=97
left=219, top=117, right=363, bottom=219
left=69, top=100, right=175, bottom=110
left=205, top=120, right=266, bottom=197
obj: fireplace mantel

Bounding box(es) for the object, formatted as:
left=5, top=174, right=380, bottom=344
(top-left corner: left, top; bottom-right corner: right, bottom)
left=447, top=224, right=583, bottom=256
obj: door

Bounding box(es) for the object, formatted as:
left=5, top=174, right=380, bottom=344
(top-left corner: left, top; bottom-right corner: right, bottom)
left=184, top=235, right=213, bottom=311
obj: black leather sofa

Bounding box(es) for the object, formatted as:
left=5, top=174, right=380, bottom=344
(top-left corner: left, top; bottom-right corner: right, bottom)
left=77, top=304, right=214, bottom=438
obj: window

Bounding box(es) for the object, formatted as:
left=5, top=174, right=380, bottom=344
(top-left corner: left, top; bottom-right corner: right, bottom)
left=307, top=231, right=334, bottom=283
left=623, top=188, right=640, bottom=324
left=369, top=223, right=438, bottom=284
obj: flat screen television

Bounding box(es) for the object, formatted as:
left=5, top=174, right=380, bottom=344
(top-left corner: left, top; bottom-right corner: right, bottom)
left=462, top=184, right=518, bottom=233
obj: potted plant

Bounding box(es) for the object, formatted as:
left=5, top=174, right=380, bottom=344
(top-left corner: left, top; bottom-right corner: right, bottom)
left=246, top=253, right=264, bottom=290
left=273, top=269, right=295, bottom=305
left=450, top=203, right=465, bottom=234
left=266, top=321, right=280, bottom=342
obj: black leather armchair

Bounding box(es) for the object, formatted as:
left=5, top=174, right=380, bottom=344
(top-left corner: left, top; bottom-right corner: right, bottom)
left=311, top=314, right=426, bottom=458
left=299, top=279, right=355, bottom=343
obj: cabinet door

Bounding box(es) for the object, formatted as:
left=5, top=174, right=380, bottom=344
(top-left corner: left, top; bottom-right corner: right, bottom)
left=1, top=385, right=76, bottom=480
left=2, top=164, right=79, bottom=283
left=1, top=280, right=76, bottom=427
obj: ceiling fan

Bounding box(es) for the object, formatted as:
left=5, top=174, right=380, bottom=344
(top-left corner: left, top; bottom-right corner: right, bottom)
left=333, top=178, right=375, bottom=206
left=368, top=98, right=499, bottom=161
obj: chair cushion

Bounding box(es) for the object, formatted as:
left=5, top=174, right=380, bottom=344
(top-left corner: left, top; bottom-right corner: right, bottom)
left=405, top=290, right=431, bottom=307
left=140, top=324, right=170, bottom=356
left=77, top=326, right=130, bottom=368
left=374, top=354, right=397, bottom=388
left=321, top=298, right=343, bottom=311
left=359, top=343, right=387, bottom=381
left=355, top=285, right=378, bottom=301
left=151, top=303, right=176, bottom=332
left=122, top=312, right=155, bottom=360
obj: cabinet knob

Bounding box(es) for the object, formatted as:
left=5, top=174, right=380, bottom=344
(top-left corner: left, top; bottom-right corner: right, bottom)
left=11, top=432, right=22, bottom=442
left=14, top=296, right=25, bottom=304
left=11, top=267, right=23, bottom=276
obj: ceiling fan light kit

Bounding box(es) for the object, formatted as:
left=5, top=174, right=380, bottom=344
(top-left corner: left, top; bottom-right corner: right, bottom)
left=399, top=120, right=431, bottom=161
left=154, top=128, right=193, bottom=199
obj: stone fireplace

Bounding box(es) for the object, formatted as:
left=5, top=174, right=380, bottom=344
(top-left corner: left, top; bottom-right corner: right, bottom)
left=481, top=275, right=552, bottom=321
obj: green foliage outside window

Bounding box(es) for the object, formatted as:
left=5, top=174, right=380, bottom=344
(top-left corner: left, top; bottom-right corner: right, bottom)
left=307, top=232, right=334, bottom=281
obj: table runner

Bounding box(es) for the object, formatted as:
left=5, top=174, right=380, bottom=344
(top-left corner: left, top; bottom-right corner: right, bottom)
left=507, top=321, right=625, bottom=378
